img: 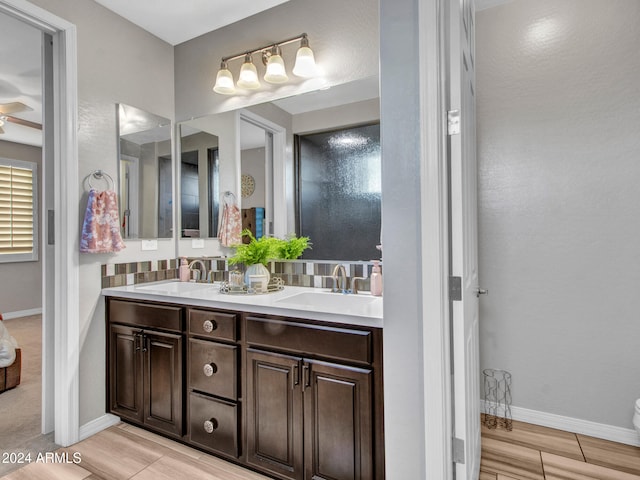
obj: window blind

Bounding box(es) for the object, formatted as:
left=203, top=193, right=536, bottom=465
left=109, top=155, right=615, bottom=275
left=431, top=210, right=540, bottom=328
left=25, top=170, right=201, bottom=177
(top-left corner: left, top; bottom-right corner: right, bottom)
left=0, top=162, right=35, bottom=257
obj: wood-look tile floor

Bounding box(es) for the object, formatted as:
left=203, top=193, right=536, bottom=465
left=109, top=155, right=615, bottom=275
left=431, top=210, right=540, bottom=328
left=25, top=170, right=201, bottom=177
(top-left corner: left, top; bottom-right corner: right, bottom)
left=481, top=417, right=640, bottom=479
left=2, top=418, right=639, bottom=479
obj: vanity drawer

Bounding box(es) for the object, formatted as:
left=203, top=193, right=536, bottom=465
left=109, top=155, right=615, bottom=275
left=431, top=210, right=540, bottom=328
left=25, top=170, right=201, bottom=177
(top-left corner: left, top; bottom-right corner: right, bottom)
left=189, top=338, right=238, bottom=400
left=188, top=309, right=237, bottom=342
left=245, top=316, right=372, bottom=365
left=108, top=299, right=182, bottom=332
left=189, top=392, right=239, bottom=458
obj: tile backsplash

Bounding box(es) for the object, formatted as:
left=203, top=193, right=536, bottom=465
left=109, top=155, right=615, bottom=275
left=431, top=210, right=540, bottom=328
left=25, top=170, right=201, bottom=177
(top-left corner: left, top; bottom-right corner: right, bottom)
left=101, top=258, right=380, bottom=292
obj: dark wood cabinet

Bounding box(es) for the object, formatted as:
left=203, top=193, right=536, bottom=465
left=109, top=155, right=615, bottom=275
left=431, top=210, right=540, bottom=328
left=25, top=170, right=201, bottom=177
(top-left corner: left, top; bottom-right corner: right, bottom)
left=106, top=297, right=384, bottom=479
left=143, top=330, right=183, bottom=436
left=187, top=307, right=241, bottom=459
left=245, top=316, right=380, bottom=480
left=107, top=300, right=184, bottom=438
left=109, top=324, right=144, bottom=423
left=304, top=360, right=373, bottom=480
left=246, top=349, right=304, bottom=480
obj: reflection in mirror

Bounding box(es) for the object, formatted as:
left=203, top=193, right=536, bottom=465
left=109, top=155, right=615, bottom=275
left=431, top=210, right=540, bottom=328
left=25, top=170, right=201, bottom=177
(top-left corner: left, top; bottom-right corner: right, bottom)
left=179, top=125, right=220, bottom=238
left=296, top=123, right=381, bottom=260
left=176, top=75, right=380, bottom=259
left=117, top=104, right=172, bottom=239
left=240, top=119, right=269, bottom=242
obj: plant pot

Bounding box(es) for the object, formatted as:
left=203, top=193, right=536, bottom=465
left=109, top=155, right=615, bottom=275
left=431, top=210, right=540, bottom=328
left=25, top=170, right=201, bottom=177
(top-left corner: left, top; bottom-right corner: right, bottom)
left=244, top=263, right=270, bottom=292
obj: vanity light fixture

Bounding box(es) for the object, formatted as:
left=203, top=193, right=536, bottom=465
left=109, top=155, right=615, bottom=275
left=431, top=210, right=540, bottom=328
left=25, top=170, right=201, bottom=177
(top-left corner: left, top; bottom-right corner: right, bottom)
left=263, top=45, right=289, bottom=84
left=212, top=33, right=318, bottom=95
left=237, top=54, right=261, bottom=89
left=213, top=61, right=236, bottom=95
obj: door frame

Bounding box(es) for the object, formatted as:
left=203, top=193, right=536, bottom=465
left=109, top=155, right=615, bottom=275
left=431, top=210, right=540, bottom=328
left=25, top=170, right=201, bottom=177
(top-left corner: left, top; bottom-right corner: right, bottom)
left=380, top=0, right=453, bottom=478
left=0, top=0, right=79, bottom=446
left=238, top=109, right=288, bottom=237
left=419, top=0, right=454, bottom=477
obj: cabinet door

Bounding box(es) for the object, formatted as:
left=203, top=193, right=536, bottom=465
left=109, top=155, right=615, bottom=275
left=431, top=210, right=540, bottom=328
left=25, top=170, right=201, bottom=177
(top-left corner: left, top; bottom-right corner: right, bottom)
left=246, top=349, right=303, bottom=480
left=304, top=360, right=373, bottom=480
left=143, top=330, right=183, bottom=437
left=109, top=324, right=143, bottom=423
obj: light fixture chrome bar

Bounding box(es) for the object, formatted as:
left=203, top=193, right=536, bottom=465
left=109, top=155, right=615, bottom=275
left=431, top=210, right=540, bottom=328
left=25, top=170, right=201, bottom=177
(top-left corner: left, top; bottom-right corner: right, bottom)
left=220, top=33, right=308, bottom=63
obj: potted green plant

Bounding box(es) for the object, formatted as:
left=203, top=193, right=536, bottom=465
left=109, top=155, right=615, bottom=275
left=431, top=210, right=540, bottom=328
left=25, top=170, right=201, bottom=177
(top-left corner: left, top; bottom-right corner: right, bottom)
left=228, top=230, right=312, bottom=290
left=228, top=229, right=280, bottom=289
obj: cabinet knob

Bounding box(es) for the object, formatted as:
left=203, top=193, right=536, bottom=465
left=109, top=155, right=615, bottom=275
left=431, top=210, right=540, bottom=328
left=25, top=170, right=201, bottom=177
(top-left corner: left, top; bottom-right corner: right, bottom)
left=204, top=418, right=218, bottom=434
left=202, top=319, right=217, bottom=333
left=203, top=363, right=218, bottom=377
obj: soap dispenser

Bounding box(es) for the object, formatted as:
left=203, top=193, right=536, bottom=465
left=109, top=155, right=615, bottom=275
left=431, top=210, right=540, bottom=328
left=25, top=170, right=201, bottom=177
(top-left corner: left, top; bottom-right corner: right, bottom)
left=179, top=257, right=190, bottom=282
left=370, top=260, right=383, bottom=296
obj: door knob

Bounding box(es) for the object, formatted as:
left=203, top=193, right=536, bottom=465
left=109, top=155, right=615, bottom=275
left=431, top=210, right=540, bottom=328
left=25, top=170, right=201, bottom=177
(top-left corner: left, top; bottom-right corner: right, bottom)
left=476, top=287, right=488, bottom=297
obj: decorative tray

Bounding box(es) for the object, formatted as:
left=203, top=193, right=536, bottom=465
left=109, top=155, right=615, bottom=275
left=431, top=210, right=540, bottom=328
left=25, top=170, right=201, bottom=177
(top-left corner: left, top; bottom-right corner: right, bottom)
left=219, top=276, right=285, bottom=295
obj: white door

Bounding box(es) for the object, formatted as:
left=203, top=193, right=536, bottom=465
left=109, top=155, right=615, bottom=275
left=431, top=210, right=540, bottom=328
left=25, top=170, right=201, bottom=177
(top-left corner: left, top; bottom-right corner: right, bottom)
left=449, top=0, right=481, bottom=478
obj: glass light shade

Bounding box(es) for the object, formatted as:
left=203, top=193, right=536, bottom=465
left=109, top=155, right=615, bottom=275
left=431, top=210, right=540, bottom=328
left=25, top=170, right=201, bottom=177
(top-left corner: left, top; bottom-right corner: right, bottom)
left=213, top=65, right=235, bottom=95
left=293, top=46, right=317, bottom=77
left=237, top=57, right=261, bottom=89
left=264, top=50, right=289, bottom=84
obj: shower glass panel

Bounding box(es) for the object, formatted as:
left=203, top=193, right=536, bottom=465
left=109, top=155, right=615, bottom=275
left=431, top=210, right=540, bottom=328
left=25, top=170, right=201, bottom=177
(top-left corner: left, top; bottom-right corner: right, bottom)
left=296, top=123, right=381, bottom=260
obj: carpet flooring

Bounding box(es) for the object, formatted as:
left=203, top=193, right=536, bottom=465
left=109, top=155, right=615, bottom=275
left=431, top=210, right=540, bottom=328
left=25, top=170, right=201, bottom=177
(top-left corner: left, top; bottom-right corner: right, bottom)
left=0, top=315, right=58, bottom=476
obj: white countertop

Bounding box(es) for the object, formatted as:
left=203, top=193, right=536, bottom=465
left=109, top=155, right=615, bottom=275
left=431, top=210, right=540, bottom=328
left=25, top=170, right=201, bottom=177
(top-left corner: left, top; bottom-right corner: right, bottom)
left=102, top=281, right=383, bottom=328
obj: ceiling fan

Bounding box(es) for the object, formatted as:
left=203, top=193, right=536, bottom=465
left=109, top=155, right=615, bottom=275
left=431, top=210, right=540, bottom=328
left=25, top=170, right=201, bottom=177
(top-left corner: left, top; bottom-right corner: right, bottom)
left=0, top=102, right=42, bottom=134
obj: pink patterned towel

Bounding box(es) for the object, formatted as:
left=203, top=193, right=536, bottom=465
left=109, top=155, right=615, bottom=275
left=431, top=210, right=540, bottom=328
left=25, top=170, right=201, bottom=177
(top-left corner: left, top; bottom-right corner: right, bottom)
left=80, top=189, right=126, bottom=253
left=219, top=203, right=242, bottom=247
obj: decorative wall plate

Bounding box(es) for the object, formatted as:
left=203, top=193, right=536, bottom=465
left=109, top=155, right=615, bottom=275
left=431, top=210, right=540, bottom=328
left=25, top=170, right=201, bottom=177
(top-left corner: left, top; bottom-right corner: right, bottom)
left=241, top=174, right=255, bottom=198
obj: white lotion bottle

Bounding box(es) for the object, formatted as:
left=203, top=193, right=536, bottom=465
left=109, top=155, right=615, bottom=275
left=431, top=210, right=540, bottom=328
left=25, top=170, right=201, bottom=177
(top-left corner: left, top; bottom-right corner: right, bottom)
left=370, top=260, right=383, bottom=296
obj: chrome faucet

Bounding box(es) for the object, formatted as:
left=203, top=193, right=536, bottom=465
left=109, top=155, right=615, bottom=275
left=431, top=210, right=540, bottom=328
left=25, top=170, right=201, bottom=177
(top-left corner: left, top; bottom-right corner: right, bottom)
left=331, top=264, right=348, bottom=293
left=351, top=276, right=367, bottom=294
left=188, top=259, right=207, bottom=282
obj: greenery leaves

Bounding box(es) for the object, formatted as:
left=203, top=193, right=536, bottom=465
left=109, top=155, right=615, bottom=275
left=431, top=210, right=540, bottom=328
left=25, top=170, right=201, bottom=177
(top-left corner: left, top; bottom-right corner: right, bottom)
left=228, top=229, right=311, bottom=266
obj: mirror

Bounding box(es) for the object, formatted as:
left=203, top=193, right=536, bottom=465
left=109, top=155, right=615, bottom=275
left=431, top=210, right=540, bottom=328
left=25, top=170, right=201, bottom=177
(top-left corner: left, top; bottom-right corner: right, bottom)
left=178, top=125, right=219, bottom=238
left=176, top=75, right=381, bottom=259
left=117, top=103, right=172, bottom=239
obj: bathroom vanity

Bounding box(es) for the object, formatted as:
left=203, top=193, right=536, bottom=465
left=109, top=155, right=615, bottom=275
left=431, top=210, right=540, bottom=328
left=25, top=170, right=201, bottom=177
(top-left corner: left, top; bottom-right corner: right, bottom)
left=103, top=282, right=384, bottom=480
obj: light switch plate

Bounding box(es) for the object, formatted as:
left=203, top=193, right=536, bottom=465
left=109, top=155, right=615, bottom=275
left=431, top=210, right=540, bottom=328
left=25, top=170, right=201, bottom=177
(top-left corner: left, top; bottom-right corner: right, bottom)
left=141, top=240, right=158, bottom=251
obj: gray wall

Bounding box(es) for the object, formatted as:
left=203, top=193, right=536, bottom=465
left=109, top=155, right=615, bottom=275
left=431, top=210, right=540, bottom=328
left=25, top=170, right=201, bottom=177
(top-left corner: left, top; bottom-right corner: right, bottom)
left=477, top=0, right=640, bottom=429
left=0, top=140, right=42, bottom=314
left=174, top=0, right=379, bottom=120
left=28, top=0, right=174, bottom=426
left=241, top=147, right=266, bottom=209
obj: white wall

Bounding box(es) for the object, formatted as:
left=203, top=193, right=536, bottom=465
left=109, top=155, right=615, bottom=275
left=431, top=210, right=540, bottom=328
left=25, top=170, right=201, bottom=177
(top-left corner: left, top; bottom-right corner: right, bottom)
left=28, top=0, right=174, bottom=426
left=0, top=141, right=42, bottom=314
left=293, top=98, right=379, bottom=135
left=477, top=0, right=640, bottom=429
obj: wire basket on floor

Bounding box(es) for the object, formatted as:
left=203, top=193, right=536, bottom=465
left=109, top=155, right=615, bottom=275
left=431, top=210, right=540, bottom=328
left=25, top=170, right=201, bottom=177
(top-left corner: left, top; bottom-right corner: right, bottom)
left=483, top=368, right=512, bottom=431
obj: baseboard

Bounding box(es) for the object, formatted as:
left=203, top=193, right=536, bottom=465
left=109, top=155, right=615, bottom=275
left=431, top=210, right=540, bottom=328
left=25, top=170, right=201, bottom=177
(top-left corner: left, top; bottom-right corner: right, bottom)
left=481, top=400, right=640, bottom=447
left=2, top=308, right=42, bottom=320
left=79, top=413, right=120, bottom=441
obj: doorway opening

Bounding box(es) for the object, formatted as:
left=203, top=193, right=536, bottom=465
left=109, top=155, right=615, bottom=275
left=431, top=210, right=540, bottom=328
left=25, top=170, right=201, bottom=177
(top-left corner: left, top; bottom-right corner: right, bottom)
left=0, top=0, right=80, bottom=449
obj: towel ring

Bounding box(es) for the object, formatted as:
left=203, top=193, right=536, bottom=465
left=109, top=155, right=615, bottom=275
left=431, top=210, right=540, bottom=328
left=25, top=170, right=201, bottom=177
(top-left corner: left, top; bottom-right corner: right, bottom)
left=88, top=170, right=114, bottom=190
left=223, top=191, right=237, bottom=205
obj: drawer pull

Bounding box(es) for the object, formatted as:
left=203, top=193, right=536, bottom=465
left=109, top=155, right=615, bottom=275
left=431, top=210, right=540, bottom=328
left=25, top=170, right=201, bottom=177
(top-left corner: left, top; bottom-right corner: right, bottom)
left=203, top=363, right=218, bottom=377
left=202, top=319, right=217, bottom=333
left=204, top=418, right=218, bottom=434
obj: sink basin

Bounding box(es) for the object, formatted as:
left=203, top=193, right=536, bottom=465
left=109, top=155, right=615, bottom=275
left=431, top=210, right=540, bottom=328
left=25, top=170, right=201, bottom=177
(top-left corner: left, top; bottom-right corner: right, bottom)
left=134, top=281, right=215, bottom=295
left=276, top=291, right=378, bottom=310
